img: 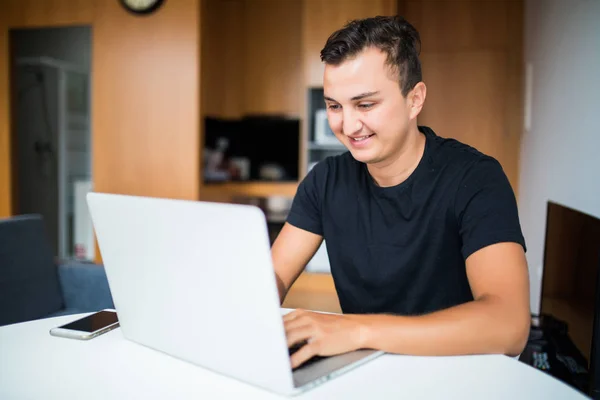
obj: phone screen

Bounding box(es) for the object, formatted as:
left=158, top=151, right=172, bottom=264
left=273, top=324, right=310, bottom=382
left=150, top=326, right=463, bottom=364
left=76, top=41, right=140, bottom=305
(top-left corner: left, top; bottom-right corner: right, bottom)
left=59, top=310, right=119, bottom=333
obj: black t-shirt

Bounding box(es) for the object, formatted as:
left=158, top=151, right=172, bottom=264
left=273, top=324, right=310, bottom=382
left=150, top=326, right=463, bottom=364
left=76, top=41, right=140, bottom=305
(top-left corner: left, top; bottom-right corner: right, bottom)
left=286, top=126, right=526, bottom=316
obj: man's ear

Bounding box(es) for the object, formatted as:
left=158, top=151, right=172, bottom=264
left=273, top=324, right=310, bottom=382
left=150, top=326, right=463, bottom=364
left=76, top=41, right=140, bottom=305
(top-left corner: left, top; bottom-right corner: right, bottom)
left=408, top=82, right=426, bottom=120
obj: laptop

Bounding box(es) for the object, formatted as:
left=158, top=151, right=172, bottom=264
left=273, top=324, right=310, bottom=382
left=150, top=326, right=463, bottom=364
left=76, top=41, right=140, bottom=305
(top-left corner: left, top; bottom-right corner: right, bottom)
left=86, top=192, right=383, bottom=396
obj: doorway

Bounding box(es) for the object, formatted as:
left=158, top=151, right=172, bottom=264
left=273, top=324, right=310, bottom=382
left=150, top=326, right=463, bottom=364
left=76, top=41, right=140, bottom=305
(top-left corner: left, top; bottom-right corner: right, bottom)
left=10, top=26, right=93, bottom=261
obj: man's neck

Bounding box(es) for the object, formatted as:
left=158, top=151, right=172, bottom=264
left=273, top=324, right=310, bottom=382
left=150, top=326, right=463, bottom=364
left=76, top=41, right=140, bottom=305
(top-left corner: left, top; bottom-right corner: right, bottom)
left=366, top=126, right=426, bottom=188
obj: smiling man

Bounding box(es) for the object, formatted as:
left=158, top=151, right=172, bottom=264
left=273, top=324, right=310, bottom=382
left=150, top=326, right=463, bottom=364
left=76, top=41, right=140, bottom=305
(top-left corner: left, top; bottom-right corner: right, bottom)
left=271, top=15, right=531, bottom=369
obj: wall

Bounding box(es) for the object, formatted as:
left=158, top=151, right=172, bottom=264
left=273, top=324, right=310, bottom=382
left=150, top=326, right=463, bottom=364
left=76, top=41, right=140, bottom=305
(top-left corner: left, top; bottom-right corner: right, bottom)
left=0, top=0, right=201, bottom=220
left=518, top=0, right=600, bottom=315
left=92, top=1, right=200, bottom=201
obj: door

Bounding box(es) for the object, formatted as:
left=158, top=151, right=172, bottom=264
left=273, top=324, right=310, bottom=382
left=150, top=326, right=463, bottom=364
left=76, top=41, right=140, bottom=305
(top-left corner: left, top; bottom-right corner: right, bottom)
left=13, top=62, right=60, bottom=255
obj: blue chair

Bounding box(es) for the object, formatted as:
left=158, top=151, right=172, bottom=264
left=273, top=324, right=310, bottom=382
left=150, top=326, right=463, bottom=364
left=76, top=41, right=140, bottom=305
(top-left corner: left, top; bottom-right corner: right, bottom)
left=0, top=214, right=114, bottom=327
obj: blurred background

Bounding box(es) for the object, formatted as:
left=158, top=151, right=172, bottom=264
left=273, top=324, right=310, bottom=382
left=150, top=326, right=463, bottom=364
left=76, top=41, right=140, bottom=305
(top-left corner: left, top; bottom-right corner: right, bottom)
left=0, top=0, right=599, bottom=324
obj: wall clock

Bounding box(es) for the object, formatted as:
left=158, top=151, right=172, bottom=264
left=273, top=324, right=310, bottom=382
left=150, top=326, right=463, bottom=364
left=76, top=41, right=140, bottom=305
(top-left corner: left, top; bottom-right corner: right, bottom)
left=119, top=0, right=165, bottom=15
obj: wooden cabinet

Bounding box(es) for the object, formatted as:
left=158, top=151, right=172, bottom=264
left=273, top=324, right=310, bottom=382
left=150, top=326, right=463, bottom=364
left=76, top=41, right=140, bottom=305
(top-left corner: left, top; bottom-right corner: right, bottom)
left=201, top=0, right=302, bottom=118
left=201, top=0, right=245, bottom=119
left=243, top=0, right=302, bottom=116
left=302, top=0, right=398, bottom=87
left=199, top=0, right=303, bottom=200
left=203, top=0, right=400, bottom=116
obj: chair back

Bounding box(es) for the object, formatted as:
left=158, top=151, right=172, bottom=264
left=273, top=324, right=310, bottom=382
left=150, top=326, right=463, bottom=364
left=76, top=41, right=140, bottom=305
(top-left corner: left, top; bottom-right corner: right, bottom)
left=0, top=214, right=63, bottom=326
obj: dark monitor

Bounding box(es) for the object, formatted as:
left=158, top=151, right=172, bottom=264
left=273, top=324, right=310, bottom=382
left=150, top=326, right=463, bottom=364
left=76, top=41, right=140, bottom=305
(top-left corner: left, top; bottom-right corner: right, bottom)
left=540, top=201, right=600, bottom=397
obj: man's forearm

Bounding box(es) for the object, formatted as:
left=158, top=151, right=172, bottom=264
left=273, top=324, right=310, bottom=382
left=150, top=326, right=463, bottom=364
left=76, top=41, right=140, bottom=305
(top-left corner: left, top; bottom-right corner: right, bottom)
left=353, top=296, right=530, bottom=357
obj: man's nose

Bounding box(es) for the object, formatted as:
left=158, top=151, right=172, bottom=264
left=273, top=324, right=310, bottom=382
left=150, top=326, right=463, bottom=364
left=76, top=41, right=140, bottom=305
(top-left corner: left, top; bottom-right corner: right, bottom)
left=342, top=110, right=363, bottom=136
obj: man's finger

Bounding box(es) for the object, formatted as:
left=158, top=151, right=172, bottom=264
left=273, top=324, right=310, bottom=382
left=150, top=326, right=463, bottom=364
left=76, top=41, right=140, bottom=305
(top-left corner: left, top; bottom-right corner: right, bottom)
left=282, top=309, right=305, bottom=322
left=285, top=324, right=313, bottom=348
left=290, top=341, right=318, bottom=369
left=283, top=313, right=312, bottom=332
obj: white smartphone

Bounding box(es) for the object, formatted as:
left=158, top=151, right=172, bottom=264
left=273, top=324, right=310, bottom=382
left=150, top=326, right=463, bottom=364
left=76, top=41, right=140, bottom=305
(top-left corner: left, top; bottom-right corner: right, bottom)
left=49, top=309, right=120, bottom=340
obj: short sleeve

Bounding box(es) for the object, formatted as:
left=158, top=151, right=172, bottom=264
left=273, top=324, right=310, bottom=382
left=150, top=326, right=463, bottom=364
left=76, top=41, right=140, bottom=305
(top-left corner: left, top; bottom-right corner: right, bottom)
left=286, top=162, right=326, bottom=236
left=454, top=157, right=527, bottom=260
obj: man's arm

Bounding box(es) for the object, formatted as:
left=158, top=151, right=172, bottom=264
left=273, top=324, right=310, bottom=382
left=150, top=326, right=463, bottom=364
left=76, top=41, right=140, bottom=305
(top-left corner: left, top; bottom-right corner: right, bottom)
left=284, top=242, right=530, bottom=368
left=358, top=241, right=530, bottom=355
left=271, top=222, right=323, bottom=303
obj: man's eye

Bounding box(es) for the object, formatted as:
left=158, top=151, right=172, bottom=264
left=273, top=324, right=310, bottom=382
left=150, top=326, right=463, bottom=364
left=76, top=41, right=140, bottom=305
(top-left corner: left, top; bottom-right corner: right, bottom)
left=359, top=103, right=375, bottom=109
left=327, top=104, right=341, bottom=111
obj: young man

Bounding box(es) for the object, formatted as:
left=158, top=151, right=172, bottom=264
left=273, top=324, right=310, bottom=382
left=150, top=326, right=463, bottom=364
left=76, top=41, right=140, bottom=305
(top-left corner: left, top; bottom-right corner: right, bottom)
left=272, top=16, right=530, bottom=369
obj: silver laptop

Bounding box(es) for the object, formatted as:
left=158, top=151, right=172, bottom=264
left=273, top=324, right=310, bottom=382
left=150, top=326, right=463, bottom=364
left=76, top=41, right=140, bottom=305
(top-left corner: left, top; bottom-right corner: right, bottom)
left=86, top=192, right=383, bottom=396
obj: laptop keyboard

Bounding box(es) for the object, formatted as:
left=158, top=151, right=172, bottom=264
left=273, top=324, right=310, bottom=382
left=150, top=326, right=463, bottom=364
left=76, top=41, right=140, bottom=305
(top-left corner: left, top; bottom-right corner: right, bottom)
left=289, top=341, right=327, bottom=370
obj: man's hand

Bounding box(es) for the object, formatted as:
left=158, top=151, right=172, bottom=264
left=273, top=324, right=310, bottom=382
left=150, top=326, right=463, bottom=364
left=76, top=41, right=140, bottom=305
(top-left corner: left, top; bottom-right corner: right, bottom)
left=283, top=309, right=366, bottom=369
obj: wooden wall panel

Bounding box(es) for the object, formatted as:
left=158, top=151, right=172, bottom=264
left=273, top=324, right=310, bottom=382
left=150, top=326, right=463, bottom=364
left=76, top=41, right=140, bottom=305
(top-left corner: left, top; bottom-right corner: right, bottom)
left=0, top=0, right=95, bottom=218
left=404, top=0, right=509, bottom=52
left=92, top=0, right=200, bottom=201
left=0, top=0, right=94, bottom=27
left=403, top=0, right=524, bottom=192
left=504, top=0, right=525, bottom=197
left=201, top=0, right=303, bottom=118
left=302, top=0, right=397, bottom=87
left=201, top=0, right=244, bottom=119
left=419, top=51, right=508, bottom=168
left=243, top=0, right=303, bottom=116
left=0, top=9, right=11, bottom=218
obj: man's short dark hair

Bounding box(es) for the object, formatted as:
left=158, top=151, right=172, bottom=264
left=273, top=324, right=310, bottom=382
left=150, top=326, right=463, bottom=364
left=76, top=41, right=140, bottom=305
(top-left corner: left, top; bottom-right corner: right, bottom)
left=320, top=15, right=422, bottom=97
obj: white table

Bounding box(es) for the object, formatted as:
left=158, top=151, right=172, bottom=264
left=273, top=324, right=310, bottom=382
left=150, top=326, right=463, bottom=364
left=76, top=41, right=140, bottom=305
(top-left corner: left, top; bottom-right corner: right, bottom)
left=0, top=313, right=590, bottom=400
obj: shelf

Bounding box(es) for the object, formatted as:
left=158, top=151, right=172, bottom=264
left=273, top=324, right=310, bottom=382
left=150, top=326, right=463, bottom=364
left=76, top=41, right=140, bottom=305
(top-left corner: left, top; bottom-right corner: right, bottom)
left=307, top=142, right=346, bottom=151
left=199, top=181, right=298, bottom=199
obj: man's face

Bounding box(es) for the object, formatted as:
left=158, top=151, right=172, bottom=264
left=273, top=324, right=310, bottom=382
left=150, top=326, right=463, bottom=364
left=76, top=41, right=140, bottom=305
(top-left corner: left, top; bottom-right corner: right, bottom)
left=323, top=47, right=413, bottom=165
